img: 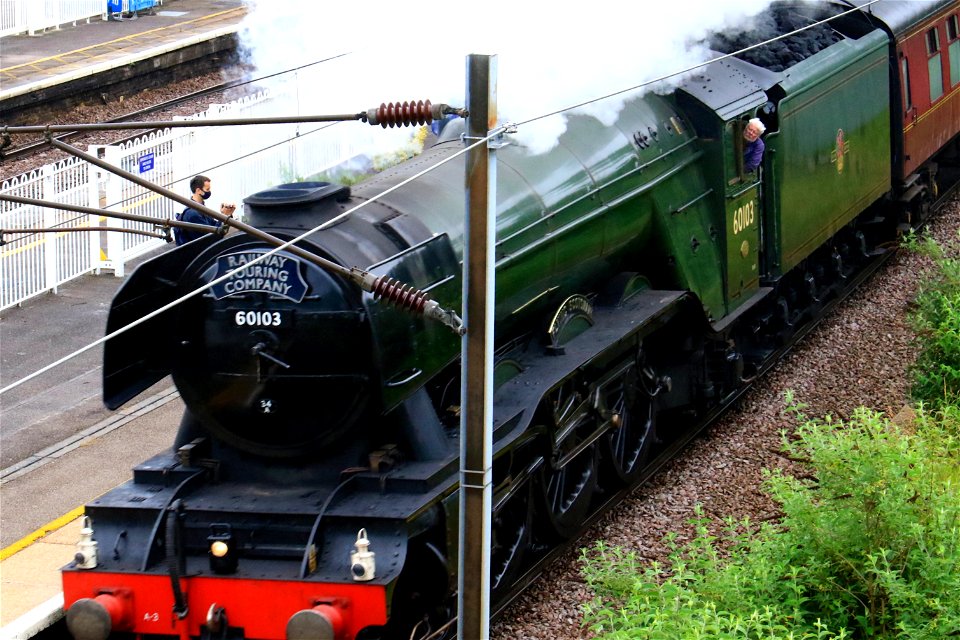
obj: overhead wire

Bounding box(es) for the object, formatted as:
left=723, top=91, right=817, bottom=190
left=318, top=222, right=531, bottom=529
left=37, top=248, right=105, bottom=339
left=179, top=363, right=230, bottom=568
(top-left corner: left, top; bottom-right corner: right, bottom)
left=0, top=54, right=354, bottom=246
left=0, top=129, right=501, bottom=397
left=512, top=0, right=881, bottom=128
left=0, top=0, right=881, bottom=398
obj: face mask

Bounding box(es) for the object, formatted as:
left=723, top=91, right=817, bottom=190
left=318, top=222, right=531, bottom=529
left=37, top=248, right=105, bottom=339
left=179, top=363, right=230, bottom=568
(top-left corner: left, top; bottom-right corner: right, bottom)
left=201, top=190, right=212, bottom=200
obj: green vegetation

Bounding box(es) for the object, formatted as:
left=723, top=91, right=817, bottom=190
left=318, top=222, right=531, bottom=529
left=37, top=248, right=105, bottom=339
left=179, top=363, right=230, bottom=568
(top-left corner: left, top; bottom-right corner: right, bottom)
left=580, top=235, right=960, bottom=639
left=906, top=232, right=960, bottom=409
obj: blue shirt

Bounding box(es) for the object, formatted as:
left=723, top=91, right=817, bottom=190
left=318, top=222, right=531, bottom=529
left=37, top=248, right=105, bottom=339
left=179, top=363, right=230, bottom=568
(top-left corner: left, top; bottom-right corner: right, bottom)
left=174, top=205, right=220, bottom=246
left=744, top=137, right=765, bottom=173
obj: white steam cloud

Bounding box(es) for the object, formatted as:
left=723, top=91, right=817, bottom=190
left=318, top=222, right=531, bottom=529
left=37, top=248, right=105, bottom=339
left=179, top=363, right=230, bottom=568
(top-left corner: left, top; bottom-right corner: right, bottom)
left=238, top=1, right=773, bottom=155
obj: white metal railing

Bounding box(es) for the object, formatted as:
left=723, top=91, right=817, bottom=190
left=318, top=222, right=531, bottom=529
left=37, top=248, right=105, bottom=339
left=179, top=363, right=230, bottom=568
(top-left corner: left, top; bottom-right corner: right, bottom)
left=0, top=0, right=105, bottom=38
left=98, top=134, right=181, bottom=275
left=0, top=158, right=99, bottom=309
left=1, top=85, right=397, bottom=310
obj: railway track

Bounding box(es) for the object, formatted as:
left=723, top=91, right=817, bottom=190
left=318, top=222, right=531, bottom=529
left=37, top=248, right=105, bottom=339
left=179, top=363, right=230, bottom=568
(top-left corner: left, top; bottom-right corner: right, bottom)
left=13, top=168, right=960, bottom=640
left=481, top=175, right=960, bottom=639
left=0, top=80, right=243, bottom=164
left=22, top=190, right=958, bottom=640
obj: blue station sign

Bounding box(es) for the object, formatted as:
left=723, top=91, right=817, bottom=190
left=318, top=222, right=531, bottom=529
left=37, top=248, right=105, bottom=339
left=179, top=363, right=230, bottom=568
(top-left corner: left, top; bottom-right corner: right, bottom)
left=138, top=153, right=155, bottom=173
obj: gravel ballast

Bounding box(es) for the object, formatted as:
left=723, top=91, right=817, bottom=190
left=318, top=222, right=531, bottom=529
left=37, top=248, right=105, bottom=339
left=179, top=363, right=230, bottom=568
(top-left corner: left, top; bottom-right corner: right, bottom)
left=495, top=198, right=959, bottom=639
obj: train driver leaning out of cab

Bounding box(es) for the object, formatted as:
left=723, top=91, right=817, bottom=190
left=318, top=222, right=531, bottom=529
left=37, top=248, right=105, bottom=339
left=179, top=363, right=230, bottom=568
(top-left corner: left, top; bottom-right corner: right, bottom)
left=174, top=175, right=236, bottom=245
left=743, top=117, right=766, bottom=173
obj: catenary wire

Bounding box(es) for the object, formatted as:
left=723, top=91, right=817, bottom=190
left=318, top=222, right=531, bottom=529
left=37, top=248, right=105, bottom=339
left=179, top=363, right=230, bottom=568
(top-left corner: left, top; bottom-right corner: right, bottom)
left=0, top=119, right=346, bottom=247
left=512, top=0, right=881, bottom=128
left=0, top=0, right=881, bottom=397
left=0, top=129, right=500, bottom=398
left=0, top=53, right=354, bottom=245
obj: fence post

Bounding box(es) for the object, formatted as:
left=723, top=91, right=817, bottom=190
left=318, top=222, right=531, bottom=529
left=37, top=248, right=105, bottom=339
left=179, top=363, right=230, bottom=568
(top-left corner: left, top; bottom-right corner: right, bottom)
left=87, top=156, right=104, bottom=275
left=101, top=145, right=126, bottom=278
left=41, top=165, right=59, bottom=293
left=27, top=0, right=41, bottom=34
left=51, top=0, right=61, bottom=30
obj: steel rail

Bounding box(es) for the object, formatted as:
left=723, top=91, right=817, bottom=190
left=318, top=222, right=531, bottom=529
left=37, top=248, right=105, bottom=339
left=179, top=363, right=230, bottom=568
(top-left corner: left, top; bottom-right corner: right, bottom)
left=0, top=81, right=240, bottom=162
left=0, top=53, right=358, bottom=162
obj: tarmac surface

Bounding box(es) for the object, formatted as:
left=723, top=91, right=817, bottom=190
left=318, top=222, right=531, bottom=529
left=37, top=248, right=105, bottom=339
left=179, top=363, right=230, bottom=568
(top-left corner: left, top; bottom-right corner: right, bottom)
left=0, top=1, right=247, bottom=632
left=0, top=250, right=185, bottom=633
left=0, top=0, right=244, bottom=106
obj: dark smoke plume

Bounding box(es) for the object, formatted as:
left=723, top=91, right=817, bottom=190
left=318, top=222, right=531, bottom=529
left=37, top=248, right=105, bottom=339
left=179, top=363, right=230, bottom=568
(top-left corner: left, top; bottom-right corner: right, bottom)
left=710, top=3, right=844, bottom=71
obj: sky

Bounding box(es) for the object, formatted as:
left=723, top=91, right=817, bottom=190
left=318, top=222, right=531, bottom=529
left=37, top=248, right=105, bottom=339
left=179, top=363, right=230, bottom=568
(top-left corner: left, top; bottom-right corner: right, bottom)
left=237, top=1, right=775, bottom=154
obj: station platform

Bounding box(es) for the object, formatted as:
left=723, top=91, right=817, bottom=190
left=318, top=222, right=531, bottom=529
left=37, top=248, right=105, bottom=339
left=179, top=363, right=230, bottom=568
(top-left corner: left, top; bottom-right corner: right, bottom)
left=0, top=2, right=247, bottom=635
left=0, top=0, right=246, bottom=121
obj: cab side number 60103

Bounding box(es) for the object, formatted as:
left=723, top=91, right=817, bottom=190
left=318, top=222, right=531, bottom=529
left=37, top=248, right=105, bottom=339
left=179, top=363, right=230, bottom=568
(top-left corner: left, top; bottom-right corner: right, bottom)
left=733, top=200, right=755, bottom=235
left=235, top=311, right=282, bottom=327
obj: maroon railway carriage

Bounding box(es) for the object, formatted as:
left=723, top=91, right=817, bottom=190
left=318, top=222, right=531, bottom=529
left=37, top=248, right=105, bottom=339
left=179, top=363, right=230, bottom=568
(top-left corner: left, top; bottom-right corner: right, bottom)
left=874, top=2, right=960, bottom=197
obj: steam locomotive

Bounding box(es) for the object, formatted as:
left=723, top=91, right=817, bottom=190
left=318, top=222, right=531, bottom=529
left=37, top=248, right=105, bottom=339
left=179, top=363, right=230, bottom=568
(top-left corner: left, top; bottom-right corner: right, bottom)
left=62, top=2, right=960, bottom=639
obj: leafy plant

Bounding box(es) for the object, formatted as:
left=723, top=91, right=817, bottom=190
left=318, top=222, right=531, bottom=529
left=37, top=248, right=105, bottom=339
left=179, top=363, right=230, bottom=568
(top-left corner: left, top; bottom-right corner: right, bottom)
left=905, top=231, right=960, bottom=409
left=581, top=400, right=960, bottom=639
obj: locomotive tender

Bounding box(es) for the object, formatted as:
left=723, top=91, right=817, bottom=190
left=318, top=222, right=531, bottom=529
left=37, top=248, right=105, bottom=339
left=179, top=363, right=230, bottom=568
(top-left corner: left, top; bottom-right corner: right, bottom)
left=62, top=2, right=960, bottom=639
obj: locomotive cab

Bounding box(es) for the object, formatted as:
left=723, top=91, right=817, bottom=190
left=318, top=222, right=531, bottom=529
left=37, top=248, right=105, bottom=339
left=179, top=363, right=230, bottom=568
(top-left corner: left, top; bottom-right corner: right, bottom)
left=674, top=59, right=770, bottom=317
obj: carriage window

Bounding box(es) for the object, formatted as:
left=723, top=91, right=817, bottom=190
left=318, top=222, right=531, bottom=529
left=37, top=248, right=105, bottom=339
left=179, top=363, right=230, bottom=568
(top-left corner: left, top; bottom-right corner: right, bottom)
left=928, top=27, right=941, bottom=53
left=948, top=15, right=960, bottom=86
left=928, top=27, right=944, bottom=101
left=901, top=56, right=912, bottom=111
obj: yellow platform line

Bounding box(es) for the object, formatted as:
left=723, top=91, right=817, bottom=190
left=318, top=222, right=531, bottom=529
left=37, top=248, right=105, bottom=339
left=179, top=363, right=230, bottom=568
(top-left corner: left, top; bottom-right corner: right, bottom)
left=1, top=221, right=99, bottom=256
left=0, top=506, right=85, bottom=561
left=0, top=6, right=246, bottom=74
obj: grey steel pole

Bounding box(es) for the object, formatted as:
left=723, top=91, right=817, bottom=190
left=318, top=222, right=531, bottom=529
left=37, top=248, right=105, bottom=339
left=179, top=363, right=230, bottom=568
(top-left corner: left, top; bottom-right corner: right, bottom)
left=458, top=54, right=497, bottom=640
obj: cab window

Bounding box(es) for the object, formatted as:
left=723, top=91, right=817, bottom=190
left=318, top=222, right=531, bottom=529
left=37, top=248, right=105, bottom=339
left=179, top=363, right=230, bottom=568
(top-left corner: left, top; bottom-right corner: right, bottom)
left=726, top=119, right=761, bottom=187
left=727, top=120, right=745, bottom=186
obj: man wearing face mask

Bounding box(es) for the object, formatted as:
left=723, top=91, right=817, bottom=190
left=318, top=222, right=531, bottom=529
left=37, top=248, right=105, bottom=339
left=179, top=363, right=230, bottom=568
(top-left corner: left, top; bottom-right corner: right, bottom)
left=173, top=175, right=237, bottom=245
